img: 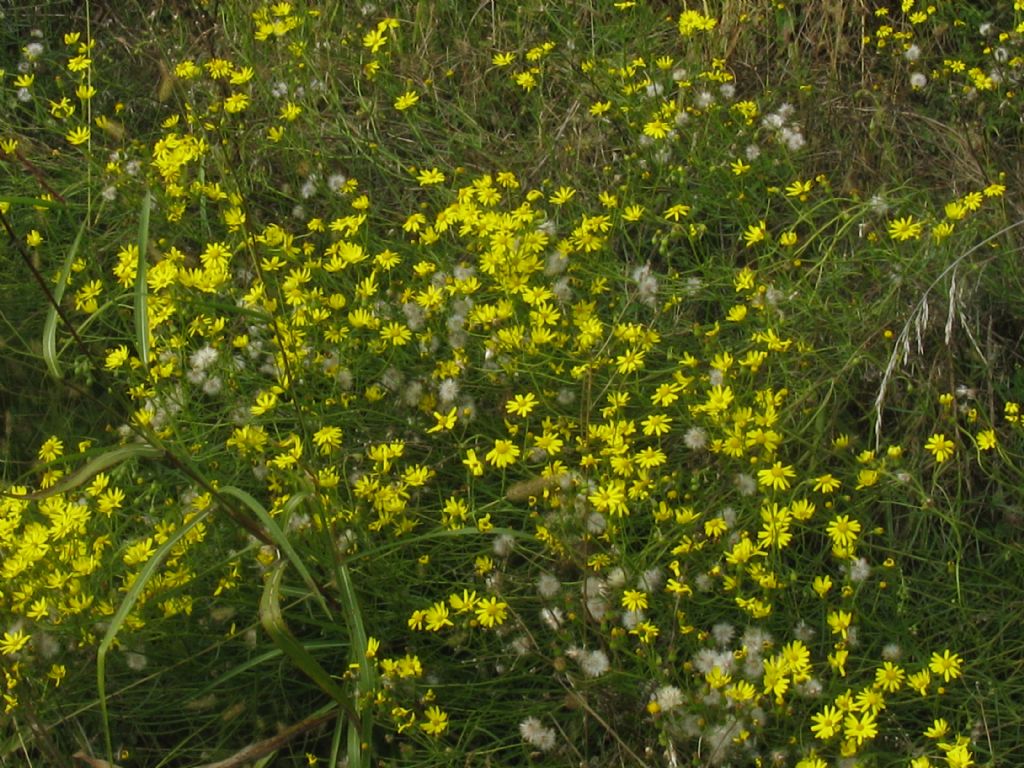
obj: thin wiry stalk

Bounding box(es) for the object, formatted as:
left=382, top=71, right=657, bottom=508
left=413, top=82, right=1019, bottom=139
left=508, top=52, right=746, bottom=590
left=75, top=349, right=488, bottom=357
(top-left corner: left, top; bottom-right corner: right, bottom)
left=874, top=217, right=1024, bottom=448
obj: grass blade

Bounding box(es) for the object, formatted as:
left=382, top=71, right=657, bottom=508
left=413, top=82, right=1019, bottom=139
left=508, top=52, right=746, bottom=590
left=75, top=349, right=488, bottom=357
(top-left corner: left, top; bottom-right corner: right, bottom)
left=259, top=563, right=359, bottom=723
left=134, top=190, right=152, bottom=369
left=219, top=486, right=331, bottom=619
left=42, top=216, right=87, bottom=380
left=0, top=194, right=57, bottom=207
left=7, top=443, right=163, bottom=500
left=97, top=505, right=213, bottom=765
left=335, top=562, right=376, bottom=768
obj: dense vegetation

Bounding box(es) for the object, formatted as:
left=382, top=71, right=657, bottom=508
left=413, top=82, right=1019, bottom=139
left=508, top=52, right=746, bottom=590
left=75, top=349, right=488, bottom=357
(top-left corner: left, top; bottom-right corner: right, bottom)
left=2, top=1, right=1023, bottom=766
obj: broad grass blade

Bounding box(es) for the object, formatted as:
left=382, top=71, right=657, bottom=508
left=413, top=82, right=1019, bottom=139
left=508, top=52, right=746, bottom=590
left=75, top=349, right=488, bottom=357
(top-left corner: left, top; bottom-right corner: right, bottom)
left=8, top=443, right=162, bottom=500
left=219, top=486, right=331, bottom=619
left=134, top=190, right=152, bottom=369
left=42, top=216, right=86, bottom=379
left=97, top=506, right=213, bottom=765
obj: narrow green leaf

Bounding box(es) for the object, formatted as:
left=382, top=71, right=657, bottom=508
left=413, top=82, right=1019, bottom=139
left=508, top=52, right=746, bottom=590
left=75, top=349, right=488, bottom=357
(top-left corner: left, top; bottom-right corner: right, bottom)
left=134, top=190, right=152, bottom=369
left=259, top=564, right=359, bottom=724
left=97, top=506, right=213, bottom=765
left=8, top=443, right=163, bottom=500
left=42, top=217, right=87, bottom=379
left=337, top=565, right=374, bottom=688
left=0, top=195, right=57, bottom=208
left=336, top=562, right=376, bottom=768
left=219, top=486, right=331, bottom=619
left=192, top=640, right=346, bottom=700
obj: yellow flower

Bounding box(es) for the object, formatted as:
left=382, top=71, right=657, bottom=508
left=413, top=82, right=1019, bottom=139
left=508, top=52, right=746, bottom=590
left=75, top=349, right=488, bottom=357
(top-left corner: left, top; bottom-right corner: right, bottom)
left=785, top=179, right=813, bottom=199
left=928, top=649, right=963, bottom=682
left=26, top=230, right=43, bottom=247
left=664, top=204, right=690, bottom=220
left=224, top=93, right=249, bottom=113
left=174, top=60, right=201, bottom=79
left=621, top=589, right=648, bottom=611
left=641, top=413, right=672, bottom=436
left=514, top=71, right=537, bottom=91
left=826, top=514, right=861, bottom=548
left=394, top=90, right=419, bottom=110
left=842, top=711, right=878, bottom=745
left=924, top=433, right=955, bottom=462
left=105, top=345, right=130, bottom=370
left=380, top=321, right=412, bottom=346
left=810, top=704, right=842, bottom=740
left=630, top=620, right=659, bottom=643
left=485, top=439, right=520, bottom=469
left=757, top=461, right=795, bottom=491
left=312, top=426, right=343, bottom=454
left=463, top=448, right=484, bottom=476
left=730, top=158, right=750, bottom=175
left=944, top=744, right=973, bottom=768
left=362, top=26, right=388, bottom=53
left=50, top=97, right=75, bottom=119
left=932, top=221, right=955, bottom=242
left=923, top=718, right=949, bottom=739
left=944, top=200, right=968, bottom=220
left=420, top=705, right=448, bottom=736
left=961, top=191, right=983, bottom=211
left=678, top=9, right=718, bottom=36
left=549, top=186, right=576, bottom=205
left=229, top=66, right=254, bottom=84
left=874, top=661, right=905, bottom=692
left=588, top=480, right=628, bottom=516
left=506, top=393, right=537, bottom=418
left=976, top=429, right=996, bottom=451
left=66, top=126, right=90, bottom=145
left=48, top=663, right=67, bottom=687
left=623, top=204, right=644, bottom=221
left=615, top=347, right=645, bottom=373
left=907, top=669, right=931, bottom=696
left=855, top=469, right=879, bottom=489
left=743, top=220, right=767, bottom=247
left=643, top=118, right=670, bottom=139
left=123, top=537, right=157, bottom=566
left=448, top=589, right=478, bottom=613
left=474, top=597, right=508, bottom=627
left=827, top=609, right=852, bottom=639
left=424, top=601, right=453, bottom=631
left=67, top=54, right=91, bottom=72
left=635, top=447, right=666, bottom=469
left=888, top=215, right=923, bottom=241
left=812, top=575, right=832, bottom=597
left=828, top=647, right=848, bottom=676
left=427, top=407, right=457, bottom=434
left=416, top=167, right=445, bottom=185
left=854, top=686, right=886, bottom=714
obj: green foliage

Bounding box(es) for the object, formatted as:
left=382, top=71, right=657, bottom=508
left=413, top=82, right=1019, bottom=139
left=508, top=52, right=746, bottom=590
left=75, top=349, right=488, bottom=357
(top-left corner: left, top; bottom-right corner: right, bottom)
left=1, top=1, right=1023, bottom=766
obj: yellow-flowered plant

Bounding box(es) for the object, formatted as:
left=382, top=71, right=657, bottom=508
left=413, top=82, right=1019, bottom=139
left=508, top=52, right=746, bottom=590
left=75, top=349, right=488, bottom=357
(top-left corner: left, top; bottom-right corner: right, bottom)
left=2, top=2, right=1021, bottom=766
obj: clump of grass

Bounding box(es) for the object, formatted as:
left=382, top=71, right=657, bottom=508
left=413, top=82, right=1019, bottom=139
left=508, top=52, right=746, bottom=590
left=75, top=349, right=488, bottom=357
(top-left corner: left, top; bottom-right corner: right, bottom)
left=1, top=1, right=1023, bottom=767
